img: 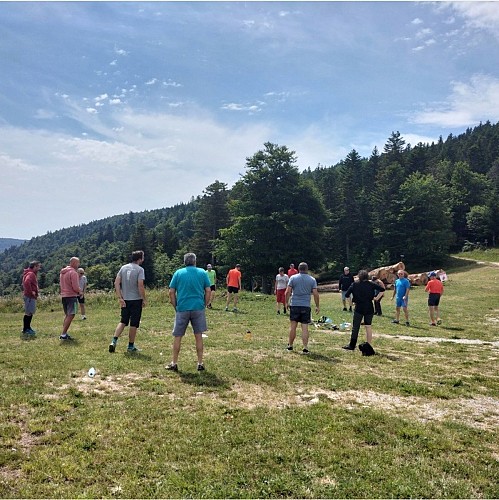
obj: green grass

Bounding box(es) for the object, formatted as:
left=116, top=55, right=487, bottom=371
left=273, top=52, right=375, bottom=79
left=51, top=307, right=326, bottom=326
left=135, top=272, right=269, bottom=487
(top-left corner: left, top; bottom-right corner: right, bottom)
left=1, top=262, right=498, bottom=498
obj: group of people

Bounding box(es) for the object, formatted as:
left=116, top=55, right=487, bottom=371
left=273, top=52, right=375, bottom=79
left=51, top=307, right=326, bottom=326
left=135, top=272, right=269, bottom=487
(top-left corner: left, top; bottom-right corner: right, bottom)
left=21, top=252, right=444, bottom=368
left=338, top=266, right=444, bottom=356
left=21, top=258, right=87, bottom=337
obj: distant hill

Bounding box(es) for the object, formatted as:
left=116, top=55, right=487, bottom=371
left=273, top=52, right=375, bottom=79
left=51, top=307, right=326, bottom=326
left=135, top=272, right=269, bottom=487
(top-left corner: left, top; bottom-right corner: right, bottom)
left=0, top=238, right=26, bottom=253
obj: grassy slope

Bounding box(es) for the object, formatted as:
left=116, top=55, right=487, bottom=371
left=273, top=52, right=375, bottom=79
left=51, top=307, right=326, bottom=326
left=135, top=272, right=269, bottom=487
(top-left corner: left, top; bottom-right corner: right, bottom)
left=0, top=262, right=498, bottom=498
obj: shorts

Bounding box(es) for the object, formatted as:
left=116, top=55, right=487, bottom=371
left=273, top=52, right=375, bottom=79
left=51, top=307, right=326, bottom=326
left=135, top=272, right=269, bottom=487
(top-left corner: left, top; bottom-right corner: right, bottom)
left=341, top=291, right=350, bottom=301
left=77, top=295, right=85, bottom=304
left=227, top=286, right=239, bottom=294
left=428, top=293, right=441, bottom=306
left=210, top=285, right=216, bottom=291
left=62, top=297, right=78, bottom=316
left=120, top=299, right=143, bottom=328
left=289, top=306, right=311, bottom=324
left=396, top=296, right=409, bottom=308
left=172, top=309, right=207, bottom=337
left=24, top=296, right=37, bottom=315
left=276, top=289, right=286, bottom=304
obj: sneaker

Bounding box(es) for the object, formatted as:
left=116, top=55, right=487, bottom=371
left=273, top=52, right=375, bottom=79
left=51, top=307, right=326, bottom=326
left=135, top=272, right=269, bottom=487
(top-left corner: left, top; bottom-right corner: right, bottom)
left=127, top=345, right=140, bottom=352
left=197, top=363, right=205, bottom=371
left=277, top=310, right=280, bottom=315
left=391, top=319, right=399, bottom=324
left=286, top=345, right=293, bottom=351
left=283, top=308, right=287, bottom=314
left=233, top=308, right=238, bottom=312
left=437, top=319, right=442, bottom=325
left=405, top=322, right=410, bottom=327
left=342, top=345, right=355, bottom=351
left=225, top=307, right=229, bottom=311
left=82, top=315, right=87, bottom=320
left=302, top=348, right=310, bottom=354
left=430, top=322, right=436, bottom=327
left=343, top=307, right=347, bottom=311
left=26, top=328, right=36, bottom=335
left=59, top=334, right=73, bottom=340
left=166, top=362, right=178, bottom=372
left=109, top=342, right=116, bottom=353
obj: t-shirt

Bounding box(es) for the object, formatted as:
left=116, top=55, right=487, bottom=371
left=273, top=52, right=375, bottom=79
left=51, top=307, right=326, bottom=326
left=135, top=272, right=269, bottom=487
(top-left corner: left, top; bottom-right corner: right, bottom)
left=79, top=275, right=87, bottom=293
left=206, top=269, right=216, bottom=286
left=275, top=273, right=289, bottom=290
left=287, top=268, right=299, bottom=278
left=425, top=278, right=443, bottom=295
left=288, top=272, right=317, bottom=307
left=395, top=277, right=411, bottom=299
left=346, top=281, right=385, bottom=315
left=169, top=266, right=211, bottom=312
left=227, top=268, right=241, bottom=288
left=338, top=273, right=354, bottom=291
left=117, top=263, right=145, bottom=301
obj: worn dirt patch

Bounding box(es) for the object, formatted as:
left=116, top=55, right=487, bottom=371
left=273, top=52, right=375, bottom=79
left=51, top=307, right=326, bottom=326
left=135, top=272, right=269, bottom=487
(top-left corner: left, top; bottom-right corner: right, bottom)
left=222, top=382, right=499, bottom=432
left=377, top=333, right=499, bottom=348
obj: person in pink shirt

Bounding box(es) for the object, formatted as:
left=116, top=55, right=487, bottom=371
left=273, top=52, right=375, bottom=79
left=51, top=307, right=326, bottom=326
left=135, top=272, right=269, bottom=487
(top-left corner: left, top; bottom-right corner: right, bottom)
left=59, top=257, right=82, bottom=340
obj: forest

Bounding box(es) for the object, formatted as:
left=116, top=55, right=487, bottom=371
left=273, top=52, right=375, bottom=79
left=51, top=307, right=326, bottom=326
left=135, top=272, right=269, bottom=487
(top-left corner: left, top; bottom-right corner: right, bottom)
left=1, top=121, right=498, bottom=296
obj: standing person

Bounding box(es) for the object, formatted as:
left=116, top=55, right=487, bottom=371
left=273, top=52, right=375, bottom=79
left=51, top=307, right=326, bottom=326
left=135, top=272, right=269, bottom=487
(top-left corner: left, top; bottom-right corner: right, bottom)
left=425, top=272, right=444, bottom=326
left=285, top=262, right=320, bottom=354
left=77, top=268, right=87, bottom=320
left=339, top=267, right=354, bottom=311
left=275, top=267, right=289, bottom=314
left=206, top=264, right=216, bottom=309
left=22, top=261, right=41, bottom=335
left=371, top=275, right=385, bottom=316
left=167, top=252, right=211, bottom=372
left=343, top=270, right=386, bottom=355
left=287, top=263, right=299, bottom=278
left=59, top=257, right=82, bottom=340
left=109, top=250, right=146, bottom=353
left=391, top=270, right=411, bottom=326
left=225, top=264, right=242, bottom=312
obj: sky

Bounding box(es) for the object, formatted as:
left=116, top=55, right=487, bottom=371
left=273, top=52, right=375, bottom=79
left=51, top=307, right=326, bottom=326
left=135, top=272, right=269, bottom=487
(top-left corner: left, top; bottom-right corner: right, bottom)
left=1, top=1, right=499, bottom=240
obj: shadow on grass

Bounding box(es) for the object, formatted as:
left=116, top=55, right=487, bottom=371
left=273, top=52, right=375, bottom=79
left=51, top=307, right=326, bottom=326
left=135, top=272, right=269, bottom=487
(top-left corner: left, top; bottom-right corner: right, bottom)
left=20, top=333, right=37, bottom=341
left=307, top=352, right=341, bottom=364
left=179, top=371, right=230, bottom=388
left=376, top=352, right=403, bottom=361
left=440, top=326, right=465, bottom=332
left=124, top=352, right=153, bottom=362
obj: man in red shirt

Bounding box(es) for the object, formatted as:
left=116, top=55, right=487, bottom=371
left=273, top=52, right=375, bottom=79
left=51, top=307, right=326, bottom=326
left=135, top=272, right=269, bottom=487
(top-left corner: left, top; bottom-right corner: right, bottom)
left=225, top=264, right=242, bottom=312
left=425, top=272, right=444, bottom=326
left=22, top=261, right=41, bottom=335
left=287, top=263, right=299, bottom=278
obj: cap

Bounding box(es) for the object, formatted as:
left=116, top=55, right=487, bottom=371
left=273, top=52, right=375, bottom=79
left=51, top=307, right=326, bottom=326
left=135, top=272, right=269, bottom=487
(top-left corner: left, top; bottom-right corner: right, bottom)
left=429, top=271, right=437, bottom=277
left=236, top=264, right=241, bottom=267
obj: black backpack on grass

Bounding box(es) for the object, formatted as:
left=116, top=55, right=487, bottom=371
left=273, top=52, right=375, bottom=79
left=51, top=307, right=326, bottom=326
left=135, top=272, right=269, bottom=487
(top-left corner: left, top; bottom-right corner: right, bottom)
left=358, top=342, right=376, bottom=356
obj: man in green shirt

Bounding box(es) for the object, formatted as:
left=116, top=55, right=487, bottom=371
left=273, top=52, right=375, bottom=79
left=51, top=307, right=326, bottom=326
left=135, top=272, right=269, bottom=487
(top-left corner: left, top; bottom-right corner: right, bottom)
left=206, top=264, right=216, bottom=308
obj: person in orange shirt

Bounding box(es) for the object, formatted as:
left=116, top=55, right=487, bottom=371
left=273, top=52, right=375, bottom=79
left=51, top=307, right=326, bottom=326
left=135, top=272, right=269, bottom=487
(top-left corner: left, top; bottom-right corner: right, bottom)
left=425, top=272, right=444, bottom=326
left=225, top=264, right=242, bottom=312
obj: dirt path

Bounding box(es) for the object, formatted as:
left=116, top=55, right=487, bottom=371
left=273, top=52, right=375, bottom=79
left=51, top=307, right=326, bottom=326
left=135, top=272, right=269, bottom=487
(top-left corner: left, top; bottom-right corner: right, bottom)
left=376, top=333, right=499, bottom=348
left=452, top=255, right=499, bottom=267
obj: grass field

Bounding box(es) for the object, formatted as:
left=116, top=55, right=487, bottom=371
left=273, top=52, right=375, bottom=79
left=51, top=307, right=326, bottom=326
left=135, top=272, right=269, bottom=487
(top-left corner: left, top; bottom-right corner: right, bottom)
left=1, top=259, right=498, bottom=498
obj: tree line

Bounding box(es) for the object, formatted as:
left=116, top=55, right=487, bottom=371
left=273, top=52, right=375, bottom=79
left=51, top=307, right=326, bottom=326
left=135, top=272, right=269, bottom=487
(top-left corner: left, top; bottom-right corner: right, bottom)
left=1, top=121, right=498, bottom=296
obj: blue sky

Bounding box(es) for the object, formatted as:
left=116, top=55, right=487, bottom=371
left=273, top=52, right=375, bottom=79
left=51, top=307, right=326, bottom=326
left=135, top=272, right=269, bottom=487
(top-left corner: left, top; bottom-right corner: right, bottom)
left=2, top=1, right=499, bottom=239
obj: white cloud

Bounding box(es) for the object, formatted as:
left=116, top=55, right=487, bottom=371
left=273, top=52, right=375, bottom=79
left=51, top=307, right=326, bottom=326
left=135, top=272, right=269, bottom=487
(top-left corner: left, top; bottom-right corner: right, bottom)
left=146, top=78, right=158, bottom=85
left=411, top=74, right=499, bottom=127
left=109, top=98, right=122, bottom=105
left=221, top=103, right=262, bottom=113
left=449, top=1, right=499, bottom=38
left=95, top=94, right=108, bottom=102
left=411, top=18, right=423, bottom=25
left=86, top=107, right=98, bottom=114
left=34, top=109, right=56, bottom=119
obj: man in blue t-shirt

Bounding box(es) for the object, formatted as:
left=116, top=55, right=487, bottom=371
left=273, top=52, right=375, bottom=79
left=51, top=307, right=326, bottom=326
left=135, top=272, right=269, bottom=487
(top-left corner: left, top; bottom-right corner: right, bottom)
left=391, top=269, right=411, bottom=326
left=285, top=262, right=320, bottom=354
left=167, top=252, right=211, bottom=372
